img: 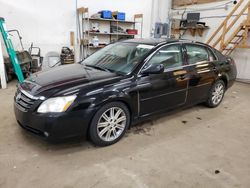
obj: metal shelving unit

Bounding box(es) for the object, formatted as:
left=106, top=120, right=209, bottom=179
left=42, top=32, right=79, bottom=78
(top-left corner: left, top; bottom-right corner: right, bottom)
left=87, top=17, right=136, bottom=24
left=77, top=7, right=143, bottom=59
left=84, top=31, right=136, bottom=36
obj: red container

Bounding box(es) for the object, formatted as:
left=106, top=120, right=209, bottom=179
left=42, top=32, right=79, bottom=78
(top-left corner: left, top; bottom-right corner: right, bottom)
left=126, top=29, right=138, bottom=35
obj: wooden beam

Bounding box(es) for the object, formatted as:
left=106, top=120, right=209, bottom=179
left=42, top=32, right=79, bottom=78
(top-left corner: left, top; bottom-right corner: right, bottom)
left=173, top=0, right=226, bottom=7
left=247, top=4, right=250, bottom=24
left=77, top=7, right=88, bottom=14
left=70, top=31, right=75, bottom=46
left=207, top=0, right=245, bottom=45
left=208, top=0, right=250, bottom=52
left=134, top=14, right=143, bottom=19
left=237, top=45, right=250, bottom=48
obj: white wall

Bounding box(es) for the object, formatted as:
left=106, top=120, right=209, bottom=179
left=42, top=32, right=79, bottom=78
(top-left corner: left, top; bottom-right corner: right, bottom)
left=0, top=0, right=152, bottom=58
left=2, top=0, right=248, bottom=80
left=150, top=0, right=172, bottom=36
left=0, top=0, right=75, bottom=56
left=171, top=0, right=250, bottom=80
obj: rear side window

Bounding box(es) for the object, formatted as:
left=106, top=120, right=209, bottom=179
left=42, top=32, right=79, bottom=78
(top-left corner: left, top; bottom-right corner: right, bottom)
left=185, top=44, right=209, bottom=64
left=207, top=48, right=216, bottom=61
left=214, top=48, right=226, bottom=61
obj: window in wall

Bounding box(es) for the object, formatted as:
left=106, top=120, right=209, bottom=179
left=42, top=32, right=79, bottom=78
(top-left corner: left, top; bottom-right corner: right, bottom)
left=147, top=44, right=183, bottom=69
left=186, top=44, right=209, bottom=64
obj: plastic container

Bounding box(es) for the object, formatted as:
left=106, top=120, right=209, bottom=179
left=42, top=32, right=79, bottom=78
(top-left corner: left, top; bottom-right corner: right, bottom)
left=99, top=10, right=112, bottom=19
left=126, top=29, right=138, bottom=35
left=92, top=36, right=99, bottom=47
left=113, top=11, right=126, bottom=21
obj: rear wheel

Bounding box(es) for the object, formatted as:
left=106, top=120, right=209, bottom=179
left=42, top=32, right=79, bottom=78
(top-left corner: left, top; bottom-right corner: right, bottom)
left=206, top=80, right=225, bottom=108
left=89, top=102, right=130, bottom=146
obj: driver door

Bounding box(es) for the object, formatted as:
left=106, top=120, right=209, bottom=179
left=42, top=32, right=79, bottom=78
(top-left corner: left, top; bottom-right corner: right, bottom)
left=137, top=44, right=189, bottom=116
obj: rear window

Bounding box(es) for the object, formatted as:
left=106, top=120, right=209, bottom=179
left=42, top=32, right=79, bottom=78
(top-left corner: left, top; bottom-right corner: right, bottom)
left=207, top=48, right=217, bottom=61
left=185, top=44, right=209, bottom=64
left=213, top=48, right=226, bottom=60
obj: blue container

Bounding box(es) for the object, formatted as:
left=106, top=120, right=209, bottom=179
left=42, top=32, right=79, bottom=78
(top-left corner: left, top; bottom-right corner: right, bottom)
left=117, top=12, right=125, bottom=21
left=99, top=10, right=112, bottom=19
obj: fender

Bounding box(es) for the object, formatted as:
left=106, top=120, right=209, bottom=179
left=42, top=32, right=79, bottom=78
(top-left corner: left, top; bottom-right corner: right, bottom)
left=72, top=79, right=138, bottom=120
left=217, top=72, right=229, bottom=88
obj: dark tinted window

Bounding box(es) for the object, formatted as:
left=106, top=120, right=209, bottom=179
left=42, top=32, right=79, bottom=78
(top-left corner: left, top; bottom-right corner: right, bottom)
left=207, top=48, right=216, bottom=61
left=186, top=44, right=209, bottom=64
left=82, top=43, right=154, bottom=74
left=147, top=44, right=183, bottom=69
left=213, top=48, right=226, bottom=61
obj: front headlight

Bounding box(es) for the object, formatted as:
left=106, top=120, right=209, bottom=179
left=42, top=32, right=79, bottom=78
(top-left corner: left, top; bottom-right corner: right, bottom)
left=37, top=95, right=77, bottom=113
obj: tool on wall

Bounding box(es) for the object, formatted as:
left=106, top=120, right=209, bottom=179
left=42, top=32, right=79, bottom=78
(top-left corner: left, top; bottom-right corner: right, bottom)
left=0, top=17, right=24, bottom=83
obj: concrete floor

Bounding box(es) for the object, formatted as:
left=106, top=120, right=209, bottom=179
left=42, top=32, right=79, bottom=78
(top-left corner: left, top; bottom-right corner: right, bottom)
left=0, top=81, right=250, bottom=188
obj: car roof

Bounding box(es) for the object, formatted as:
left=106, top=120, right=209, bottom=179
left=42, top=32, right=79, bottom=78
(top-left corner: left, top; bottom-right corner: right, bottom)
left=122, top=38, right=210, bottom=47
left=121, top=38, right=188, bottom=45
left=121, top=38, right=176, bottom=45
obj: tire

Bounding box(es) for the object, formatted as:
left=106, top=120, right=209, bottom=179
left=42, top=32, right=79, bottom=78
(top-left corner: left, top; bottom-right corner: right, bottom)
left=89, top=102, right=130, bottom=146
left=206, top=80, right=226, bottom=108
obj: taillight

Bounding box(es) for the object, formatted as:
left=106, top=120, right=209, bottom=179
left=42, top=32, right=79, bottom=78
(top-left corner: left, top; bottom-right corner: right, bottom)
left=228, top=57, right=236, bottom=66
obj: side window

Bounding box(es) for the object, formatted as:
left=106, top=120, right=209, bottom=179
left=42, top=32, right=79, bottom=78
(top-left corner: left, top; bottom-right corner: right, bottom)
left=186, top=44, right=209, bottom=64
left=147, top=44, right=183, bottom=69
left=207, top=48, right=216, bottom=61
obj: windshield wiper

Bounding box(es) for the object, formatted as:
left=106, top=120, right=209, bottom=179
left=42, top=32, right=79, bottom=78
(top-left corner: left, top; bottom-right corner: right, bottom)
left=85, top=64, right=111, bottom=73
left=85, top=64, right=125, bottom=75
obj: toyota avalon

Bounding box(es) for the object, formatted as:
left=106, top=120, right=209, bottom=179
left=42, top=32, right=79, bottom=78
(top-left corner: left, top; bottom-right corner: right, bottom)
left=14, top=38, right=237, bottom=146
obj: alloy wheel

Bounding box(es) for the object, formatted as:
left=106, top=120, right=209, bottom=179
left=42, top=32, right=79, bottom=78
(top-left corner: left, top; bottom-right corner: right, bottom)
left=97, top=107, right=127, bottom=142
left=211, top=82, right=224, bottom=105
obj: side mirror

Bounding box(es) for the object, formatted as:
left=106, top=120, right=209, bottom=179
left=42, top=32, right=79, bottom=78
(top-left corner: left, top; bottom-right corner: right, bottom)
left=141, top=64, right=164, bottom=75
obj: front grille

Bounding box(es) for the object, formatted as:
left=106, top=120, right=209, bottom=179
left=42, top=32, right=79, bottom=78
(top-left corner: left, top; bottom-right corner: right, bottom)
left=15, top=89, right=36, bottom=112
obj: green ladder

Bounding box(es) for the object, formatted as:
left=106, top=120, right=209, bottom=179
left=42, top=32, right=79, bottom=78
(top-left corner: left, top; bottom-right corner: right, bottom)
left=0, top=17, right=24, bottom=83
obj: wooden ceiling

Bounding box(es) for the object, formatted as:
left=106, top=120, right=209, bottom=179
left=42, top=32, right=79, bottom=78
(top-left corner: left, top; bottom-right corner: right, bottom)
left=173, top=0, right=226, bottom=7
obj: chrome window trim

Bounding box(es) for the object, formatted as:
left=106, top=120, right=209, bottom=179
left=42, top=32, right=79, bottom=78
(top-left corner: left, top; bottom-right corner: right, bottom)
left=137, top=41, right=219, bottom=75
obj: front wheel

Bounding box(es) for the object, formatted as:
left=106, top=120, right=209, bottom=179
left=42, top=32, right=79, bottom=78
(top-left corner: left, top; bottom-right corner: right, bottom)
left=89, top=102, right=130, bottom=146
left=206, top=80, right=226, bottom=108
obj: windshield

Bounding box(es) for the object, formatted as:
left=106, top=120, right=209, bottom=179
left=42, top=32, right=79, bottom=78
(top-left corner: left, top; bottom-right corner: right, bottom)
left=82, top=42, right=154, bottom=74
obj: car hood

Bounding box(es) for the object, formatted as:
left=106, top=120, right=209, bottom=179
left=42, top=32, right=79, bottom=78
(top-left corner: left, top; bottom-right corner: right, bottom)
left=19, top=64, right=121, bottom=96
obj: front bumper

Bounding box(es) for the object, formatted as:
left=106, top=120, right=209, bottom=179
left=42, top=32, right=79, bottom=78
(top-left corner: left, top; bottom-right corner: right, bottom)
left=14, top=102, right=95, bottom=142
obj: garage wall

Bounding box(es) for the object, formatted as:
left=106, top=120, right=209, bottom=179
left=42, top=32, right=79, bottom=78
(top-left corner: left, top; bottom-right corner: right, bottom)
left=2, top=0, right=248, bottom=80
left=172, top=0, right=250, bottom=80
left=0, top=0, right=152, bottom=57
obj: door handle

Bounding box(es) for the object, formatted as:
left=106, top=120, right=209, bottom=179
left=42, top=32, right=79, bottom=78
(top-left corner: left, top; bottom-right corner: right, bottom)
left=177, top=75, right=186, bottom=80
left=213, top=67, right=217, bottom=71
left=173, top=70, right=187, bottom=76
left=174, top=70, right=187, bottom=80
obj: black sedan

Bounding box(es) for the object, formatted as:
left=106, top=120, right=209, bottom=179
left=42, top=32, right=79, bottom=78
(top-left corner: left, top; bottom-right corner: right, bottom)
left=14, top=38, right=237, bottom=146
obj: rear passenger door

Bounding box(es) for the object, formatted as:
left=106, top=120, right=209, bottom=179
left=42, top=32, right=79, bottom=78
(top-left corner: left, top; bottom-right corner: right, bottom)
left=184, top=43, right=218, bottom=104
